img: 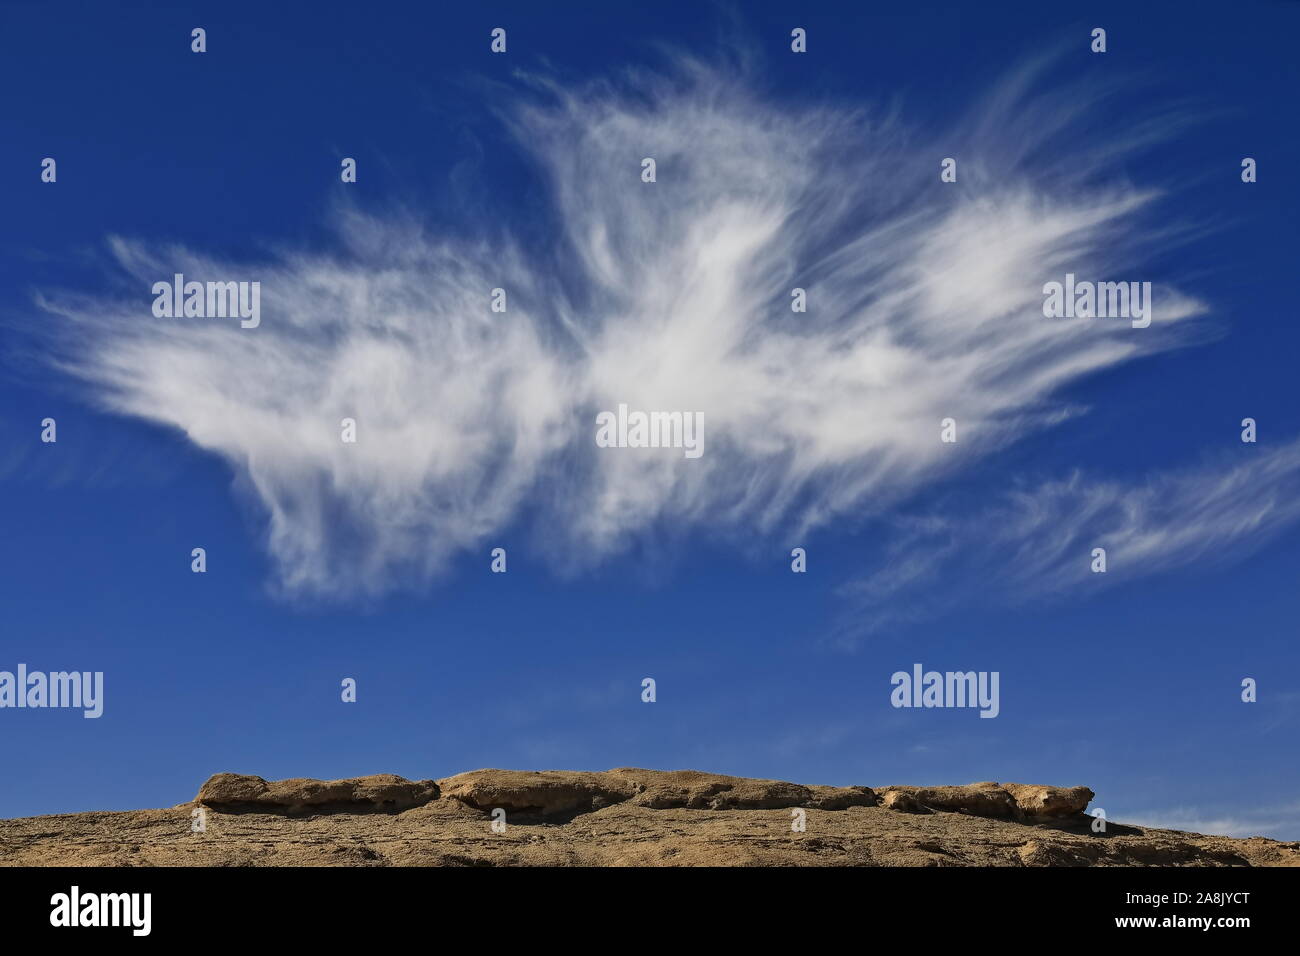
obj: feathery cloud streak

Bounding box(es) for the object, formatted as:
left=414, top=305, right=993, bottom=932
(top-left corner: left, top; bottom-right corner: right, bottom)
left=839, top=438, right=1300, bottom=641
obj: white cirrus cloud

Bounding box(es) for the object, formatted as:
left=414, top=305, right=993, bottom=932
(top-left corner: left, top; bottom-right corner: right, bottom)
left=38, top=51, right=1206, bottom=599
left=837, top=437, right=1300, bottom=643
left=1125, top=801, right=1300, bottom=841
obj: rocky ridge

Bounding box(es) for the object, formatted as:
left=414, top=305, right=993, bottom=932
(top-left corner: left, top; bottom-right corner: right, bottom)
left=2, top=768, right=1295, bottom=867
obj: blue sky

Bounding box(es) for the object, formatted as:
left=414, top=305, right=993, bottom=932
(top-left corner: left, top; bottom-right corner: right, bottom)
left=2, top=0, right=1298, bottom=840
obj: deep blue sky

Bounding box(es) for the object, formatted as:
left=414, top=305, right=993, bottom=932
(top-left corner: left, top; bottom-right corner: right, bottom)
left=1, top=0, right=1298, bottom=838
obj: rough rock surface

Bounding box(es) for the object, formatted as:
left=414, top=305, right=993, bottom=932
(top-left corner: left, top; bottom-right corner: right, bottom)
left=438, top=770, right=637, bottom=815
left=195, top=773, right=439, bottom=814
left=1001, top=783, right=1095, bottom=818
left=877, top=782, right=1094, bottom=820
left=2, top=768, right=1296, bottom=867
left=880, top=789, right=921, bottom=812
left=437, top=768, right=875, bottom=815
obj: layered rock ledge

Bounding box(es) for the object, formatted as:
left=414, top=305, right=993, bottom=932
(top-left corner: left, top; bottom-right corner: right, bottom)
left=191, top=769, right=1086, bottom=821
left=195, top=773, right=440, bottom=815
left=1, top=768, right=1295, bottom=867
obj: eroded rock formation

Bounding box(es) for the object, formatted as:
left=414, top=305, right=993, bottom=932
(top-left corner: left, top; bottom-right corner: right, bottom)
left=1, top=768, right=1293, bottom=867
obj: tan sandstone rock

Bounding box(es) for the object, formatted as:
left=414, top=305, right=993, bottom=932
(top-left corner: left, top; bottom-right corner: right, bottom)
left=880, top=789, right=921, bottom=812
left=196, top=773, right=439, bottom=814
left=877, top=781, right=1093, bottom=820
left=1001, top=783, right=1094, bottom=818
left=438, top=768, right=876, bottom=814
left=3, top=768, right=1295, bottom=867
left=885, top=783, right=1019, bottom=818
left=608, top=768, right=876, bottom=811
left=438, top=769, right=638, bottom=815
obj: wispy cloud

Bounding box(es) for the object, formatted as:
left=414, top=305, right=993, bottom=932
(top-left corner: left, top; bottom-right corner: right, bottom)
left=839, top=438, right=1300, bottom=640
left=1125, top=801, right=1300, bottom=841
left=37, top=50, right=1206, bottom=599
